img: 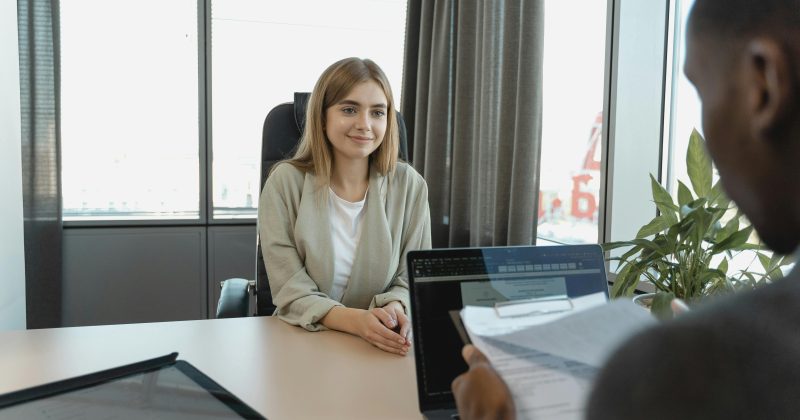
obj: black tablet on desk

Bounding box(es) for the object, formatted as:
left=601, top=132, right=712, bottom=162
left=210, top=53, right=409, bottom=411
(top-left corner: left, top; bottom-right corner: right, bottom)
left=0, top=352, right=265, bottom=419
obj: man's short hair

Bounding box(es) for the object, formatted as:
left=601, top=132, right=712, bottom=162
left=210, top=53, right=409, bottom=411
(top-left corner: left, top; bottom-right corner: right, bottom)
left=690, top=0, right=800, bottom=39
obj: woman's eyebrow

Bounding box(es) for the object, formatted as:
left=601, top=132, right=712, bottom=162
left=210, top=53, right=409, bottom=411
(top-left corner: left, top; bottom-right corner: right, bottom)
left=337, top=99, right=387, bottom=108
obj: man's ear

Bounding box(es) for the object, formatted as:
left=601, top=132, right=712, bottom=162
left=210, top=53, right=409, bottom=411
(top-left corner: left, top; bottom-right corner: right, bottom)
left=745, top=38, right=795, bottom=140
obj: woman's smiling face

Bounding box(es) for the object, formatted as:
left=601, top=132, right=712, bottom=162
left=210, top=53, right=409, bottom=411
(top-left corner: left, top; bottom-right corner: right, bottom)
left=324, top=80, right=388, bottom=164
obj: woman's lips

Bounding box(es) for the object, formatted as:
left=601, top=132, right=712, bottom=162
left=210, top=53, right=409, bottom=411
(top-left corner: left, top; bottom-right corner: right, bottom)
left=348, top=135, right=373, bottom=143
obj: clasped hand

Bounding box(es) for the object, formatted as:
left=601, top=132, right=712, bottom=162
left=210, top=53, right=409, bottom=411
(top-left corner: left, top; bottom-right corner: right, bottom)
left=356, top=301, right=411, bottom=356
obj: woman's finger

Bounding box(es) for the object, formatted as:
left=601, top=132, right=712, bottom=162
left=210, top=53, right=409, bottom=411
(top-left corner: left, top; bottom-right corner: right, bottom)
left=369, top=325, right=406, bottom=348
left=371, top=338, right=408, bottom=355
left=396, top=311, right=411, bottom=339
left=371, top=308, right=397, bottom=329
left=362, top=317, right=406, bottom=348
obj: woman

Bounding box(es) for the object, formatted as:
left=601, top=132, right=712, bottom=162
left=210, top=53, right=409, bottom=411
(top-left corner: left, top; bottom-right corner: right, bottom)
left=259, top=58, right=432, bottom=356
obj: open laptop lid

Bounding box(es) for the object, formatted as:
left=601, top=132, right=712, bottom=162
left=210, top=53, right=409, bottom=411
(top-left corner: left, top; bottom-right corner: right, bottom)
left=408, top=244, right=608, bottom=414
left=0, top=352, right=265, bottom=419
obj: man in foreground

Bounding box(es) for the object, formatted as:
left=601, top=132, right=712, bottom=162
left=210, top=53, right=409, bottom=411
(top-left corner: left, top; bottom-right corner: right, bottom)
left=452, top=0, right=800, bottom=418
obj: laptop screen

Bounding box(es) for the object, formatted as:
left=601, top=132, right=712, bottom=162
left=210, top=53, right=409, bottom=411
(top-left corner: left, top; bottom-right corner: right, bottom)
left=407, top=244, right=608, bottom=411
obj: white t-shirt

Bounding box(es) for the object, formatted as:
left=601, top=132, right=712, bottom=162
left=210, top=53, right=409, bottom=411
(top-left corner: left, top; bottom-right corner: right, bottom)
left=328, top=187, right=367, bottom=301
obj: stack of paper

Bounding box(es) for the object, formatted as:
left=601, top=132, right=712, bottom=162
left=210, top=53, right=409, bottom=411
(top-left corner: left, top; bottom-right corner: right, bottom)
left=461, top=293, right=655, bottom=420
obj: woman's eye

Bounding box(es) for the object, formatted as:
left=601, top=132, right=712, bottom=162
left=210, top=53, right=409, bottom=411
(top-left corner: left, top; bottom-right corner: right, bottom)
left=372, top=110, right=386, bottom=118
left=342, top=107, right=356, bottom=114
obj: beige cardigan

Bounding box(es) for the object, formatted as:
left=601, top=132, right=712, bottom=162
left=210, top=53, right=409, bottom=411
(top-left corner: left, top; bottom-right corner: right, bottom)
left=259, top=161, right=432, bottom=331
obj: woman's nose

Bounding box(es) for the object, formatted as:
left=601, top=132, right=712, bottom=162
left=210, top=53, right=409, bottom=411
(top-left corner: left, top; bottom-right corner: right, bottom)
left=354, top=112, right=370, bottom=131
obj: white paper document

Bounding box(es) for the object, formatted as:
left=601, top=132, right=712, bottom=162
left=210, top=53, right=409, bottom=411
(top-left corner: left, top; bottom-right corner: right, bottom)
left=462, top=293, right=655, bottom=420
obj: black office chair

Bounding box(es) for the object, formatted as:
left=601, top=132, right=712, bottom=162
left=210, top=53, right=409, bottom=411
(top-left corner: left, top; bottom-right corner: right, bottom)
left=216, top=92, right=409, bottom=318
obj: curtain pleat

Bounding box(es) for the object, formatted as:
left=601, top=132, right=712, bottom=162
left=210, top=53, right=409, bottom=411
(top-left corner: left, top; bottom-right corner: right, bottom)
left=403, top=0, right=544, bottom=248
left=18, top=0, right=63, bottom=329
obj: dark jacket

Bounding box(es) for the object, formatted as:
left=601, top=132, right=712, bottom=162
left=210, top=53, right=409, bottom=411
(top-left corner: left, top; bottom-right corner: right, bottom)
left=587, top=270, right=800, bottom=419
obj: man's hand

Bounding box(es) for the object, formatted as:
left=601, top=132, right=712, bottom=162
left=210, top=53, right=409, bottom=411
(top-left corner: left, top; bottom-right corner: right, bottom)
left=672, top=298, right=690, bottom=315
left=381, top=301, right=411, bottom=343
left=452, top=345, right=516, bottom=420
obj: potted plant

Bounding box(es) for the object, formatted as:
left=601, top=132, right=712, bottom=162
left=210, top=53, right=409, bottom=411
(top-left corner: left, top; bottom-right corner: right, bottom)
left=603, top=129, right=792, bottom=319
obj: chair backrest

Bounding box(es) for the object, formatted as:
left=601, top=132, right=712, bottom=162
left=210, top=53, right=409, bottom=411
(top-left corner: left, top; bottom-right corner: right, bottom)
left=255, top=92, right=409, bottom=316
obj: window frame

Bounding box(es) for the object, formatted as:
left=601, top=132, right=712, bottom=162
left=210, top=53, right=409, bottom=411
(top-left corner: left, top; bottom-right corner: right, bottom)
left=600, top=0, right=672, bottom=246
left=61, top=0, right=209, bottom=227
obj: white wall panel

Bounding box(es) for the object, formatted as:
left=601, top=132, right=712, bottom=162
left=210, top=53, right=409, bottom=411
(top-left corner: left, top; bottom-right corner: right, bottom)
left=0, top=0, right=27, bottom=331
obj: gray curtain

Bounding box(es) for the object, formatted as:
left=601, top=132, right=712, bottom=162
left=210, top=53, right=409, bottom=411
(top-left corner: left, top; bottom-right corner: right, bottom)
left=18, top=0, right=63, bottom=329
left=402, top=0, right=545, bottom=248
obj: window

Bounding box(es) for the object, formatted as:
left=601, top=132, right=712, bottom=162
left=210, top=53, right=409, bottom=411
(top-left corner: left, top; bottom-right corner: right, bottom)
left=60, top=0, right=407, bottom=223
left=536, top=0, right=607, bottom=245
left=209, top=0, right=408, bottom=219
left=60, top=0, right=200, bottom=221
left=664, top=0, right=700, bottom=197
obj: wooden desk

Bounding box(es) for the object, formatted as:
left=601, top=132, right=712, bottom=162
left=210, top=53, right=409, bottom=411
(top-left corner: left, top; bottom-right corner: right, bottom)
left=0, top=317, right=422, bottom=419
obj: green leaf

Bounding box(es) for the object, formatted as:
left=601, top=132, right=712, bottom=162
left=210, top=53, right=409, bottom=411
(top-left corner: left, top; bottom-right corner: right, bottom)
left=680, top=198, right=707, bottom=219
left=779, top=254, right=796, bottom=266
left=653, top=234, right=678, bottom=256
left=629, top=238, right=670, bottom=256
left=716, top=216, right=740, bottom=243
left=769, top=267, right=785, bottom=282
left=709, top=179, right=730, bottom=208
left=651, top=292, right=676, bottom=321
left=601, top=241, right=637, bottom=252
left=677, top=181, right=694, bottom=207
left=717, top=258, right=728, bottom=276
left=731, top=243, right=762, bottom=251
left=698, top=269, right=726, bottom=288
left=636, top=216, right=671, bottom=239
left=650, top=174, right=678, bottom=223
left=619, top=244, right=645, bottom=264
left=740, top=272, right=757, bottom=286
left=768, top=253, right=783, bottom=271
left=757, top=253, right=771, bottom=272
left=712, top=226, right=754, bottom=253
left=687, top=207, right=713, bottom=248
left=687, top=128, right=713, bottom=198
left=610, top=262, right=636, bottom=298
left=761, top=253, right=785, bottom=281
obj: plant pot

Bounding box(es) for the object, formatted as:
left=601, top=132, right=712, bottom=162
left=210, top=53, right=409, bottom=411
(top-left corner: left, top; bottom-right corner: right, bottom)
left=632, top=293, right=656, bottom=310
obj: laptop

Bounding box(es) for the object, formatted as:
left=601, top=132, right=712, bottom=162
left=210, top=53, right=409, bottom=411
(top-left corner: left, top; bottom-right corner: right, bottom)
left=407, top=244, right=609, bottom=419
left=0, top=352, right=265, bottom=419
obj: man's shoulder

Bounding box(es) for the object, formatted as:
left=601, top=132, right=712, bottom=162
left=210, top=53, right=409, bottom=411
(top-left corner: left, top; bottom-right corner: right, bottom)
left=691, top=269, right=800, bottom=325
left=627, top=271, right=800, bottom=357
left=587, top=273, right=800, bottom=419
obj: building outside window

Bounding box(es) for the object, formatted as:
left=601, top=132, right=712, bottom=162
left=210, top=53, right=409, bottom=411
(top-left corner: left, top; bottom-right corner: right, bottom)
left=536, top=0, right=607, bottom=245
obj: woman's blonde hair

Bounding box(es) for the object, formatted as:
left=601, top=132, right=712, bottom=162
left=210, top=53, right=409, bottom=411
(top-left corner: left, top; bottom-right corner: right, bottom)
left=285, top=57, right=399, bottom=186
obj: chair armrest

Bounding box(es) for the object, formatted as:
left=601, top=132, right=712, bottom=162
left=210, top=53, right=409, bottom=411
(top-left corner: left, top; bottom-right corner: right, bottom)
left=216, top=278, right=254, bottom=318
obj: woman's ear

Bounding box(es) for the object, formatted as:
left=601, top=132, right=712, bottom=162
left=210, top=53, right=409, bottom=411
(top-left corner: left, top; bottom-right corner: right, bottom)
left=745, top=38, right=795, bottom=141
